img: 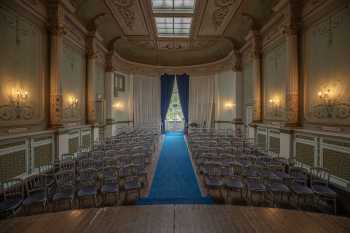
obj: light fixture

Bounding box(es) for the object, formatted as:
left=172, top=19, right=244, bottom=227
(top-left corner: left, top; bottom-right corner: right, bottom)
left=63, top=95, right=79, bottom=118
left=268, top=97, right=282, bottom=117
left=312, top=88, right=350, bottom=119
left=113, top=101, right=124, bottom=110
left=224, top=102, right=235, bottom=110
left=0, top=88, right=33, bottom=121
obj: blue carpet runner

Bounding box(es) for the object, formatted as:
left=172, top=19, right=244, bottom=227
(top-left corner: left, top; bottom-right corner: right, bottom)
left=137, top=131, right=213, bottom=205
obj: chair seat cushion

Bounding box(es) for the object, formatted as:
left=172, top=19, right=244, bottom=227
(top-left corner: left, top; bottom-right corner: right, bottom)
left=53, top=190, right=74, bottom=201
left=312, top=185, right=337, bottom=197
left=267, top=183, right=290, bottom=193
left=124, top=180, right=141, bottom=191
left=101, top=184, right=119, bottom=193
left=225, top=178, right=243, bottom=189
left=23, top=191, right=47, bottom=206
left=78, top=186, right=97, bottom=197
left=0, top=198, right=23, bottom=213
left=290, top=183, right=313, bottom=195
left=205, top=177, right=223, bottom=188
left=274, top=171, right=291, bottom=179
left=246, top=182, right=266, bottom=192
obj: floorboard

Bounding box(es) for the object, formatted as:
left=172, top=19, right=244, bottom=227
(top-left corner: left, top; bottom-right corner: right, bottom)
left=1, top=205, right=350, bottom=233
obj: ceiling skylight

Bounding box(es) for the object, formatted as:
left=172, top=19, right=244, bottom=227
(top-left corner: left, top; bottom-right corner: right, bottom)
left=156, top=17, right=192, bottom=37
left=152, top=0, right=195, bottom=10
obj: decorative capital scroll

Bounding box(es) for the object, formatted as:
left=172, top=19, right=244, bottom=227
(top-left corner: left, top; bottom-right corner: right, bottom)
left=213, top=0, right=235, bottom=28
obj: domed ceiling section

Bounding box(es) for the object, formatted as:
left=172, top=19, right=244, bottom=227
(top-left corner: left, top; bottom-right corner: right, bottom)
left=75, top=0, right=279, bottom=67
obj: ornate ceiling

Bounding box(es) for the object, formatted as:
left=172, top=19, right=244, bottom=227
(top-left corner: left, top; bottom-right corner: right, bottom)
left=75, top=0, right=279, bottom=66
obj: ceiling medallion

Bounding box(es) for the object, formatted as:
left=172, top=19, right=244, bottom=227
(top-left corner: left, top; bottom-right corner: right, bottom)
left=111, top=0, right=135, bottom=29
left=213, top=0, right=235, bottom=28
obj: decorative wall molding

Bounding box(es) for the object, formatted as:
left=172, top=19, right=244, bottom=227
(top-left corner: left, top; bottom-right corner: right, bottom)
left=212, top=0, right=236, bottom=28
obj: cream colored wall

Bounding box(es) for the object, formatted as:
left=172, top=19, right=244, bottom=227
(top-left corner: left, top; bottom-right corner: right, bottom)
left=111, top=72, right=133, bottom=122
left=0, top=3, right=48, bottom=133
left=215, top=70, right=235, bottom=123
left=302, top=6, right=350, bottom=127
left=61, top=39, right=86, bottom=125
left=262, top=39, right=288, bottom=122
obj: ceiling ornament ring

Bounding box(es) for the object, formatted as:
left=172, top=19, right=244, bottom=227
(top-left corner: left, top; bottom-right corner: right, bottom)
left=213, top=0, right=235, bottom=28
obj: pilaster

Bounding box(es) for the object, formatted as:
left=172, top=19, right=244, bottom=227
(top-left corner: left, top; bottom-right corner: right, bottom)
left=284, top=0, right=302, bottom=127
left=48, top=0, right=65, bottom=128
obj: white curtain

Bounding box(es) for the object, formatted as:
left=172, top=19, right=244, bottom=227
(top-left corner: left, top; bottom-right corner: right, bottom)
left=133, top=75, right=161, bottom=128
left=189, top=74, right=215, bottom=128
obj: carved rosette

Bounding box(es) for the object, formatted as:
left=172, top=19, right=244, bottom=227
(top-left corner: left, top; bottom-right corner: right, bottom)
left=111, top=0, right=135, bottom=29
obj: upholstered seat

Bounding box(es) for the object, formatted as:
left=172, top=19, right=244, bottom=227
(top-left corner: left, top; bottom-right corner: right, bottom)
left=312, top=184, right=337, bottom=197
left=23, top=190, right=47, bottom=206
left=0, top=198, right=23, bottom=214
left=225, top=178, right=244, bottom=189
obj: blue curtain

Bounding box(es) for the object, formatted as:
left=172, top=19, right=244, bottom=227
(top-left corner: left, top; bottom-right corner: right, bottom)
left=176, top=74, right=189, bottom=134
left=160, top=74, right=175, bottom=134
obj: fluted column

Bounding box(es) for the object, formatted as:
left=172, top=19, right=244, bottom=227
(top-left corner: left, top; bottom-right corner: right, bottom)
left=104, top=52, right=114, bottom=138
left=86, top=32, right=98, bottom=125
left=250, top=31, right=263, bottom=124
left=232, top=51, right=244, bottom=136
left=284, top=0, right=301, bottom=126
left=48, top=1, right=65, bottom=128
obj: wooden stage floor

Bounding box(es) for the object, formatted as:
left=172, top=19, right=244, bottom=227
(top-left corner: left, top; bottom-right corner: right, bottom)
left=1, top=205, right=350, bottom=233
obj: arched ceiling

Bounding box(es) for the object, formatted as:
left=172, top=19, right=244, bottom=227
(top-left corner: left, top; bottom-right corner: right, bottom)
left=75, top=0, right=279, bottom=66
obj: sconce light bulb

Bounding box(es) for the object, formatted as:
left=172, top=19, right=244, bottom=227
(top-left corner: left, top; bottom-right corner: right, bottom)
left=318, top=91, right=322, bottom=97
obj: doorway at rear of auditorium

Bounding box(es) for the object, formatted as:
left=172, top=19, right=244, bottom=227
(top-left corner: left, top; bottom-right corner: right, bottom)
left=165, top=81, right=184, bottom=132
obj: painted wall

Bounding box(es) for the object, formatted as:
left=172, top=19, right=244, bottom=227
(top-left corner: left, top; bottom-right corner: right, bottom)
left=262, top=39, right=288, bottom=122
left=61, top=40, right=86, bottom=124
left=112, top=72, right=133, bottom=122
left=302, top=6, right=350, bottom=127
left=0, top=3, right=47, bottom=132
left=215, top=70, right=235, bottom=123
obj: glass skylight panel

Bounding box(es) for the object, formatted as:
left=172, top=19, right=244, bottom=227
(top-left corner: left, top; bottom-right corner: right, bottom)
left=155, top=17, right=192, bottom=37
left=152, top=0, right=195, bottom=10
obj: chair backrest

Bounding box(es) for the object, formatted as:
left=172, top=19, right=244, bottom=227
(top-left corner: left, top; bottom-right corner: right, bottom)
left=25, top=174, right=47, bottom=195
left=77, top=158, right=96, bottom=170
left=78, top=168, right=97, bottom=186
left=59, top=159, right=76, bottom=172
left=62, top=153, right=75, bottom=160
left=310, top=167, right=330, bottom=186
left=105, top=150, right=118, bottom=157
left=39, top=164, right=55, bottom=175
left=102, top=166, right=119, bottom=184
left=103, top=157, right=118, bottom=167
left=289, top=166, right=309, bottom=185
left=207, top=164, right=222, bottom=177
left=77, top=151, right=90, bottom=160
left=55, top=170, right=75, bottom=190
left=2, top=179, right=24, bottom=200
left=91, top=151, right=105, bottom=160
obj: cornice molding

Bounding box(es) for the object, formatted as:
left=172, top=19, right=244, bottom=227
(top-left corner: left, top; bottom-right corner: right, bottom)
left=110, top=49, right=235, bottom=76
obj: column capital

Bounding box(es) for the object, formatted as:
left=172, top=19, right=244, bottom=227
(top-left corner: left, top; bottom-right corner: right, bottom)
left=232, top=49, right=242, bottom=72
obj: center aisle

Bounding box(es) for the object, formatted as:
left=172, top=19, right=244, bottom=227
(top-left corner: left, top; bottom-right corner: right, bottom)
left=137, top=132, right=213, bottom=204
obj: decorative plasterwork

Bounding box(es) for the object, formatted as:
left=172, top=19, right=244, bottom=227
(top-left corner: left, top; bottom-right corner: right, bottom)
left=213, top=0, right=236, bottom=28
left=198, top=0, right=242, bottom=36
left=110, top=49, right=235, bottom=76
left=105, top=0, right=149, bottom=36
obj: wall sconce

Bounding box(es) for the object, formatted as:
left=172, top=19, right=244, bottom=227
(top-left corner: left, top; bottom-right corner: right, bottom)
left=68, top=96, right=79, bottom=109
left=113, top=101, right=124, bottom=111
left=63, top=95, right=80, bottom=118
left=312, top=88, right=350, bottom=119
left=224, top=102, right=235, bottom=110
left=268, top=97, right=282, bottom=117
left=0, top=88, right=33, bottom=121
